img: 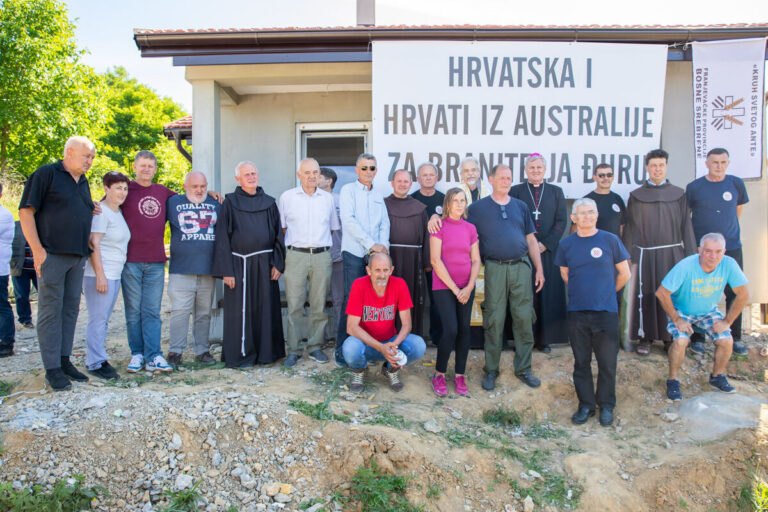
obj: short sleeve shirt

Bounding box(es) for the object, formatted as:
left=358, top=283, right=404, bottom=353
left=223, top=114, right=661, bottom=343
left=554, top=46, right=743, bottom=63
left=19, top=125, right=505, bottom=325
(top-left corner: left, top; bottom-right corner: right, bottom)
left=167, top=195, right=220, bottom=275
left=554, top=230, right=630, bottom=312
left=121, top=181, right=176, bottom=262
left=18, top=161, right=94, bottom=256
left=585, top=191, right=626, bottom=238
left=430, top=217, right=478, bottom=290
left=85, top=205, right=131, bottom=280
left=467, top=196, right=535, bottom=261
left=411, top=190, right=446, bottom=218
left=345, top=276, right=413, bottom=342
left=685, top=175, right=748, bottom=250
left=661, top=254, right=748, bottom=315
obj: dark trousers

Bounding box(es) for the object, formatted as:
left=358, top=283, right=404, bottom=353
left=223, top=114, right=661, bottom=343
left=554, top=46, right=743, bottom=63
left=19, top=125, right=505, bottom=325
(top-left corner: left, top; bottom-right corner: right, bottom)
left=37, top=254, right=85, bottom=370
left=567, top=310, right=619, bottom=410
left=425, top=271, right=442, bottom=344
left=433, top=288, right=474, bottom=374
left=12, top=269, right=38, bottom=324
left=0, top=275, right=15, bottom=348
left=691, top=248, right=743, bottom=343
left=335, top=251, right=367, bottom=365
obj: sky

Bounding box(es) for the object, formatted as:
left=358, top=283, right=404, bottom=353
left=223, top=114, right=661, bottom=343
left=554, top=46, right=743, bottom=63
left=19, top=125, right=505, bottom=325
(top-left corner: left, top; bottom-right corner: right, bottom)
left=65, top=0, right=768, bottom=112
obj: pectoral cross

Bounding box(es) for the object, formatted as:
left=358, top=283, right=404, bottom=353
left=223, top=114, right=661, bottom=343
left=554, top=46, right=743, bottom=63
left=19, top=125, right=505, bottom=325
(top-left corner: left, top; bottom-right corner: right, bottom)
left=532, top=208, right=541, bottom=221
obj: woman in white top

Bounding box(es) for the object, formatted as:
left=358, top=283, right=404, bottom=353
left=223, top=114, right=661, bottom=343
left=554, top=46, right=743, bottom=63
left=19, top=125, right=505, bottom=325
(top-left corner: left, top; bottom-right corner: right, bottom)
left=83, top=172, right=131, bottom=379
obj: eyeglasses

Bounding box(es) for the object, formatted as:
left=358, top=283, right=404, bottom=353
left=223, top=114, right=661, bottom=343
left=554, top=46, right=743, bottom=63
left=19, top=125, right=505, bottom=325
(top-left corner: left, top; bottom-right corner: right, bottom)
left=596, top=172, right=613, bottom=178
left=360, top=166, right=376, bottom=171
left=500, top=205, right=508, bottom=220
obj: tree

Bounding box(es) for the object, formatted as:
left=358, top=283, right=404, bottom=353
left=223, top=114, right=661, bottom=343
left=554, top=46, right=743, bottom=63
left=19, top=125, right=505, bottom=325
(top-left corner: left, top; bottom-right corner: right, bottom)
left=0, top=0, right=107, bottom=178
left=95, top=67, right=191, bottom=191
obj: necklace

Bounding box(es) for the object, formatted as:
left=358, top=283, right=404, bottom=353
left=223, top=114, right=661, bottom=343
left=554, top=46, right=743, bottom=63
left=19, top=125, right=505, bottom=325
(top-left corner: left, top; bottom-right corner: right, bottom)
left=526, top=182, right=545, bottom=221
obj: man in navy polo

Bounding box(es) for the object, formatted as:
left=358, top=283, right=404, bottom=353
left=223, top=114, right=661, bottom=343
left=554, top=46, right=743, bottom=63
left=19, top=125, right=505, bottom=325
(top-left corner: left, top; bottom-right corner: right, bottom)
left=19, top=136, right=98, bottom=391
left=555, top=198, right=630, bottom=427
left=686, top=148, right=749, bottom=355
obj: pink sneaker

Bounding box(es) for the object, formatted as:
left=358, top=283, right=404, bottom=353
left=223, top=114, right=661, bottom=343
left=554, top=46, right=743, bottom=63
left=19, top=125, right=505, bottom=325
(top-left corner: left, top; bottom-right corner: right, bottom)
left=454, top=375, right=468, bottom=396
left=431, top=374, right=448, bottom=396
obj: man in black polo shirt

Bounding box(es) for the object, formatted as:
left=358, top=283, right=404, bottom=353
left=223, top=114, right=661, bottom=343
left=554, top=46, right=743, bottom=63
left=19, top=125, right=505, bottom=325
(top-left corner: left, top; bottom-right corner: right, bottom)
left=19, top=136, right=97, bottom=391
left=467, top=164, right=544, bottom=391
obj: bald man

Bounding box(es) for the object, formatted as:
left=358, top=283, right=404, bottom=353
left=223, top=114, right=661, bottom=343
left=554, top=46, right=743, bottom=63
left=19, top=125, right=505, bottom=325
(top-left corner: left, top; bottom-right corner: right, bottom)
left=165, top=172, right=221, bottom=369
left=18, top=136, right=99, bottom=390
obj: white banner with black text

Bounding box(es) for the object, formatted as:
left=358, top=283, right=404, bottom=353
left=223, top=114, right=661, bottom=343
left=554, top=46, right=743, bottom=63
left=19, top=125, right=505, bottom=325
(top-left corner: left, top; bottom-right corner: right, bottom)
left=692, top=37, right=766, bottom=179
left=371, top=40, right=668, bottom=198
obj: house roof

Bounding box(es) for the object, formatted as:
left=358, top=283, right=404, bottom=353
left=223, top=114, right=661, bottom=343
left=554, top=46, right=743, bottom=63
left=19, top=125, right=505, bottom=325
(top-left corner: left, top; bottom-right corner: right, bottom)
left=163, top=114, right=192, bottom=141
left=134, top=23, right=768, bottom=58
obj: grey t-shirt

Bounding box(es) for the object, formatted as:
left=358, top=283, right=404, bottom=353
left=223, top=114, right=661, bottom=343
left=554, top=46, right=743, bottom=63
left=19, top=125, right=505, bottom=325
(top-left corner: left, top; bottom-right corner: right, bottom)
left=167, top=195, right=220, bottom=275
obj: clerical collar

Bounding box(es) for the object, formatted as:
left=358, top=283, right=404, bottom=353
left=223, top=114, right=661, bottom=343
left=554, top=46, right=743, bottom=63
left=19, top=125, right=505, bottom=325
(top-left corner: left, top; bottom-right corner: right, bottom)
left=528, top=181, right=543, bottom=187
left=646, top=179, right=667, bottom=187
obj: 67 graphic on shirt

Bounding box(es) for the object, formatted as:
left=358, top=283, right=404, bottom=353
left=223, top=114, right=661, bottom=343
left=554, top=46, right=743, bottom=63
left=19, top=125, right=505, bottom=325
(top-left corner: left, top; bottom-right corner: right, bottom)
left=178, top=210, right=217, bottom=241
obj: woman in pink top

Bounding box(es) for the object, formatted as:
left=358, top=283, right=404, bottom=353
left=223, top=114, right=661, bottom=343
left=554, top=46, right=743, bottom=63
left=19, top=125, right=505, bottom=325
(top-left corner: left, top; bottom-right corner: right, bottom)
left=429, top=188, right=481, bottom=396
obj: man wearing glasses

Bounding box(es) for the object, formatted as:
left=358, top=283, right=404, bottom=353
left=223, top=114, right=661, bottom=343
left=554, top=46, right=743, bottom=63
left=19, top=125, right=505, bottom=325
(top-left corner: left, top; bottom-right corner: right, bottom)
left=458, top=157, right=490, bottom=205
left=335, top=153, right=390, bottom=366
left=584, top=164, right=626, bottom=239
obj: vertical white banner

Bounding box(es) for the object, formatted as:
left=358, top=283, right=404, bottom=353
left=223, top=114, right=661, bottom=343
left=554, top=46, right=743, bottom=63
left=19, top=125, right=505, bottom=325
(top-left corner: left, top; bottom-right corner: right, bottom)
left=372, top=41, right=668, bottom=199
left=692, top=37, right=766, bottom=179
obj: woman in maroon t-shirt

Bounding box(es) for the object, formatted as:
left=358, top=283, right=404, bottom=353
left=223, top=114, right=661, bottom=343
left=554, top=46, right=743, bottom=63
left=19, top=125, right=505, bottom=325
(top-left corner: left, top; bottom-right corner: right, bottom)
left=429, top=188, right=481, bottom=396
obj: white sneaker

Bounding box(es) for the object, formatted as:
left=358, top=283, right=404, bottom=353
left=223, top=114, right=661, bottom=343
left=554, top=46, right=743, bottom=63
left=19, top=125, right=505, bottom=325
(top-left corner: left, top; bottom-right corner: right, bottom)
left=126, top=354, right=144, bottom=373
left=146, top=355, right=173, bottom=372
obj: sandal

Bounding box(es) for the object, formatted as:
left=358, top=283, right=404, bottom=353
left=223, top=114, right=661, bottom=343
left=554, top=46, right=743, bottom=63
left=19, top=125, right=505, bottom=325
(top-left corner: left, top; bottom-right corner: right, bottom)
left=636, top=340, right=651, bottom=356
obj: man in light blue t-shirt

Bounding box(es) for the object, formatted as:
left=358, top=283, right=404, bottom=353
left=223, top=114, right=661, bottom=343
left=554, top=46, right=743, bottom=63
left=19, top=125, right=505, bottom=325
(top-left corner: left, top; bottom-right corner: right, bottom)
left=655, top=233, right=750, bottom=401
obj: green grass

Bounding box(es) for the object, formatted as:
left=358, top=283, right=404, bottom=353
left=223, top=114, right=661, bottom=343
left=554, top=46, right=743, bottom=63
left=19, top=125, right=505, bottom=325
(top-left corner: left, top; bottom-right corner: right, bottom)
left=525, top=417, right=568, bottom=440
left=178, top=360, right=226, bottom=371
left=426, top=483, right=441, bottom=499
left=299, top=497, right=326, bottom=510
left=105, top=373, right=154, bottom=388
left=308, top=367, right=349, bottom=388
left=363, top=406, right=412, bottom=430
left=0, top=474, right=107, bottom=511
left=736, top=469, right=768, bottom=511
left=0, top=379, right=15, bottom=397
left=289, top=398, right=349, bottom=423
left=482, top=406, right=522, bottom=427
left=345, top=460, right=424, bottom=512
left=158, top=480, right=203, bottom=512
left=496, top=464, right=582, bottom=510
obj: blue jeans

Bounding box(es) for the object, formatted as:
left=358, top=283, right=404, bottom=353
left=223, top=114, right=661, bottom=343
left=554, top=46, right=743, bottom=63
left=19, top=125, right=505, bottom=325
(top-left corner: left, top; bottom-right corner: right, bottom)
left=342, top=333, right=426, bottom=370
left=12, top=269, right=37, bottom=324
left=121, top=262, right=165, bottom=360
left=335, top=251, right=367, bottom=365
left=0, top=275, right=15, bottom=347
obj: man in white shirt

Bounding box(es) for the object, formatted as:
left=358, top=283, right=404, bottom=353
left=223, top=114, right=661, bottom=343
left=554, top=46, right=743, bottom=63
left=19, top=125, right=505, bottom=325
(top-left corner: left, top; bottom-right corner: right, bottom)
left=0, top=183, right=16, bottom=357
left=279, top=158, right=341, bottom=367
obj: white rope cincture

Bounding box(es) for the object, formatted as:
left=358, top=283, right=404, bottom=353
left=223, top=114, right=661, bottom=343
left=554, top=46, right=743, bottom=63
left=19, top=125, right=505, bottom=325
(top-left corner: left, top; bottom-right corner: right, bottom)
left=635, top=242, right=683, bottom=338
left=232, top=249, right=274, bottom=357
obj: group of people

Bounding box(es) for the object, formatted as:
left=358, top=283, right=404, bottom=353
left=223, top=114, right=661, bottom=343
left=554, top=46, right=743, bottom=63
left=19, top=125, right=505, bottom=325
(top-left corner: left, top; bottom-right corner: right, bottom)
left=0, top=136, right=751, bottom=427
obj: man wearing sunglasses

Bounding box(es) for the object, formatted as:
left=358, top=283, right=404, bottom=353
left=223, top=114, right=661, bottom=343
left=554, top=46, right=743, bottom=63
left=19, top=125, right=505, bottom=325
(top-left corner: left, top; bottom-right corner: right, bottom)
left=585, top=164, right=626, bottom=239
left=336, top=153, right=390, bottom=366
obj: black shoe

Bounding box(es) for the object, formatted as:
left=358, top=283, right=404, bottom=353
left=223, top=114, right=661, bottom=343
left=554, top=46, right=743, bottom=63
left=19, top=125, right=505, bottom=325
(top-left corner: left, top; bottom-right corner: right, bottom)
left=166, top=352, right=182, bottom=369
left=88, top=363, right=120, bottom=381
left=0, top=345, right=13, bottom=358
left=195, top=352, right=216, bottom=365
left=21, top=321, right=34, bottom=329
left=45, top=368, right=72, bottom=391
left=537, top=346, right=551, bottom=353
left=61, top=357, right=88, bottom=382
left=599, top=408, right=614, bottom=426
left=571, top=407, right=595, bottom=425
left=516, top=370, right=541, bottom=388
left=283, top=354, right=301, bottom=367
left=482, top=371, right=497, bottom=391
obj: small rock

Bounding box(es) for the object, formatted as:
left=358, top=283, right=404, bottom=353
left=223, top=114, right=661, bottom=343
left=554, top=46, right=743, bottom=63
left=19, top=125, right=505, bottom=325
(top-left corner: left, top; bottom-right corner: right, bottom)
left=423, top=419, right=442, bottom=433
left=263, top=482, right=281, bottom=497
left=504, top=505, right=517, bottom=512
left=621, top=473, right=630, bottom=480
left=451, top=410, right=463, bottom=420
left=273, top=493, right=292, bottom=503
left=279, top=483, right=292, bottom=494
left=528, top=470, right=542, bottom=480
left=175, top=474, right=194, bottom=490
left=661, top=412, right=679, bottom=422
left=169, top=433, right=183, bottom=451
left=523, top=495, right=534, bottom=512
left=243, top=414, right=259, bottom=427
left=306, top=504, right=325, bottom=512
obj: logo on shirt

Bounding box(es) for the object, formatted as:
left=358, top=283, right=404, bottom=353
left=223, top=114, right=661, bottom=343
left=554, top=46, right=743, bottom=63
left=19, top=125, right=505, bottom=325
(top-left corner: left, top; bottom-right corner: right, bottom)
left=611, top=203, right=621, bottom=213
left=177, top=209, right=217, bottom=242
left=722, top=191, right=733, bottom=201
left=590, top=247, right=603, bottom=258
left=436, top=206, right=443, bottom=215
left=138, top=196, right=162, bottom=219
left=362, top=305, right=395, bottom=322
